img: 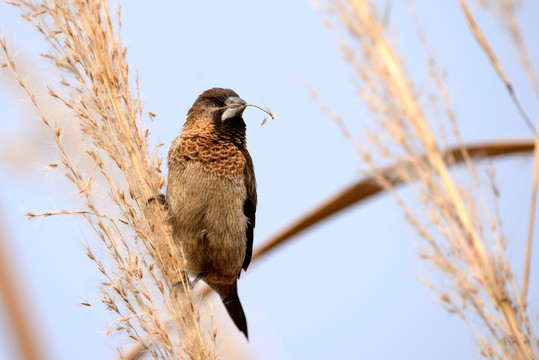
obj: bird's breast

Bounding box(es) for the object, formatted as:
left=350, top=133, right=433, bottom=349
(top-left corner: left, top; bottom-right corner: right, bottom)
left=168, top=135, right=246, bottom=179
left=166, top=157, right=248, bottom=279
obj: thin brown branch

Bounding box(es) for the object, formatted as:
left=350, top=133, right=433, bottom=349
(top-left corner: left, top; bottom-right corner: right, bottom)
left=252, top=139, right=534, bottom=262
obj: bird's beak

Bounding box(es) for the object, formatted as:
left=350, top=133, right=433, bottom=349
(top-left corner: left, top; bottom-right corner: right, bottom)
left=222, top=96, right=247, bottom=121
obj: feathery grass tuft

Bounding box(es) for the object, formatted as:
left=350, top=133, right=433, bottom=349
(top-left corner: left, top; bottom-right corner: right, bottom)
left=312, top=0, right=538, bottom=358
left=2, top=0, right=217, bottom=358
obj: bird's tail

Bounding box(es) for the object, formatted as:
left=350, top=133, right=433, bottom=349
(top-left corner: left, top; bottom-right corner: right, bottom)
left=213, top=282, right=248, bottom=339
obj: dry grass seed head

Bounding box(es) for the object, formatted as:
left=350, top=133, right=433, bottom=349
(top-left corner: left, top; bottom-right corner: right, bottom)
left=4, top=0, right=217, bottom=358
left=312, top=0, right=539, bottom=358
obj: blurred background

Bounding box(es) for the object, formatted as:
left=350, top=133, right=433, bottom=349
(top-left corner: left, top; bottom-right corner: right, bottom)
left=1, top=1, right=538, bottom=359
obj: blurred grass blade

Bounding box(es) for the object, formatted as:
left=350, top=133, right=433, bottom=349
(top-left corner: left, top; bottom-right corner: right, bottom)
left=458, top=0, right=535, bottom=134
left=458, top=0, right=509, bottom=85
left=0, top=207, right=48, bottom=360
left=119, top=344, right=145, bottom=360
left=523, top=114, right=539, bottom=301
left=252, top=139, right=534, bottom=262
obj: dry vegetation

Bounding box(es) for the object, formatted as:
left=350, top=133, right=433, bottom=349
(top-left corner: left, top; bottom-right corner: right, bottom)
left=1, top=0, right=538, bottom=359
left=312, top=0, right=539, bottom=358
left=2, top=0, right=217, bottom=359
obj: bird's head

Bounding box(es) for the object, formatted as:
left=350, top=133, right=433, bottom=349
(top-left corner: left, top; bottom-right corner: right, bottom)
left=185, top=88, right=248, bottom=132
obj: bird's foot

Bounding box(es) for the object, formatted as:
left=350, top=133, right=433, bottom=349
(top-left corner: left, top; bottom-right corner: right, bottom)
left=148, top=193, right=168, bottom=209
left=172, top=272, right=203, bottom=291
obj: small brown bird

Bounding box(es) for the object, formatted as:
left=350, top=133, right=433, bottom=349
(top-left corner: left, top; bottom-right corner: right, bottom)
left=166, top=88, right=256, bottom=339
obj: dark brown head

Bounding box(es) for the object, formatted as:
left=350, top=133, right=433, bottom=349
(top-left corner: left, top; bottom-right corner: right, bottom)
left=184, top=88, right=248, bottom=138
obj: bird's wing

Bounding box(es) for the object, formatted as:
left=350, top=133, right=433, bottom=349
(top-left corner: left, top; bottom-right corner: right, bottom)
left=242, top=150, right=257, bottom=271
left=167, top=136, right=184, bottom=169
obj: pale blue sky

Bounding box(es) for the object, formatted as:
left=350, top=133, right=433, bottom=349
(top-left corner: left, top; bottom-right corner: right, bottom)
left=1, top=1, right=538, bottom=359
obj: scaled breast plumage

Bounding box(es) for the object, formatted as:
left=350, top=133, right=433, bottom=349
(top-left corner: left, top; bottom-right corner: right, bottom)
left=168, top=134, right=246, bottom=178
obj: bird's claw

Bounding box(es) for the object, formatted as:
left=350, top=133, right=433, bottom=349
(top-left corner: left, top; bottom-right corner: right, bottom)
left=148, top=193, right=168, bottom=210
left=172, top=272, right=203, bottom=291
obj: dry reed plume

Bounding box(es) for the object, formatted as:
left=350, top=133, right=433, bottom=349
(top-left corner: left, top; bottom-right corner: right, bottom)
left=3, top=0, right=538, bottom=358
left=1, top=0, right=217, bottom=358
left=312, top=0, right=538, bottom=358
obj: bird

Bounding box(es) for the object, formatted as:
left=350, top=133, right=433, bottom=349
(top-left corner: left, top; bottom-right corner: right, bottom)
left=166, top=88, right=256, bottom=339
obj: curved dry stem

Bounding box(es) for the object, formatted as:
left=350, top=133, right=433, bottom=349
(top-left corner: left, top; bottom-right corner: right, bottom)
left=251, top=139, right=535, bottom=261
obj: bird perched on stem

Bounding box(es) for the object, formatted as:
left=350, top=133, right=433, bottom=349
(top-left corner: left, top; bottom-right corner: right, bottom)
left=166, top=88, right=257, bottom=339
